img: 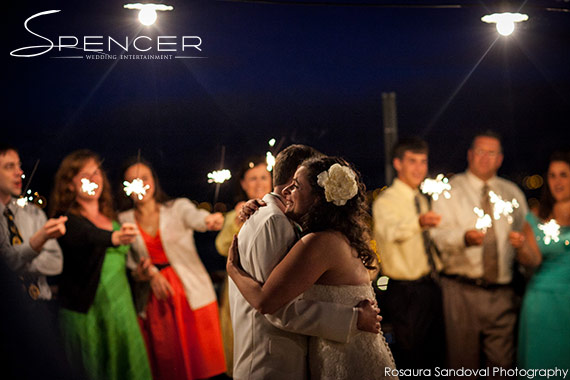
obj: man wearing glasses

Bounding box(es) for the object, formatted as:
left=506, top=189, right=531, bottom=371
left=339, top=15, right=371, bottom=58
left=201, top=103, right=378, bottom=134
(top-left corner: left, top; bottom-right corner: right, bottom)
left=431, top=131, right=528, bottom=378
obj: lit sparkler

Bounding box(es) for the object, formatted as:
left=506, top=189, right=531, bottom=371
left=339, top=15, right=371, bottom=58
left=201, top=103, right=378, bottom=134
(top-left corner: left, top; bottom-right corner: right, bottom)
left=123, top=178, right=150, bottom=200
left=81, top=178, right=99, bottom=196
left=266, top=151, right=276, bottom=172
left=538, top=219, right=561, bottom=245
left=420, top=174, right=451, bottom=201
left=474, top=207, right=492, bottom=232
left=208, top=169, right=232, bottom=184
left=16, top=197, right=28, bottom=208
left=489, top=191, right=520, bottom=224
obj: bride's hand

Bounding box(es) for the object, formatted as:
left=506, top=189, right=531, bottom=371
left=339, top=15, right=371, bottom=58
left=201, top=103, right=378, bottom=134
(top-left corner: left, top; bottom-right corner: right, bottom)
left=356, top=298, right=382, bottom=334
left=227, top=235, right=241, bottom=276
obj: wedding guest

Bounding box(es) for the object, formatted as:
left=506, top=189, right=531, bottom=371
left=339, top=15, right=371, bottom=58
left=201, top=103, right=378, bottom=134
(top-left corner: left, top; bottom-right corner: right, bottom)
left=214, top=155, right=272, bottom=375
left=431, top=131, right=528, bottom=377
left=510, top=150, right=570, bottom=372
left=118, top=158, right=226, bottom=380
left=372, top=137, right=444, bottom=372
left=0, top=144, right=66, bottom=306
left=51, top=150, right=152, bottom=380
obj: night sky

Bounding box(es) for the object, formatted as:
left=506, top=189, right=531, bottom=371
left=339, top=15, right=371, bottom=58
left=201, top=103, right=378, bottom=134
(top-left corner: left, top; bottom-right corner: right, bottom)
left=5, top=0, right=570, bottom=208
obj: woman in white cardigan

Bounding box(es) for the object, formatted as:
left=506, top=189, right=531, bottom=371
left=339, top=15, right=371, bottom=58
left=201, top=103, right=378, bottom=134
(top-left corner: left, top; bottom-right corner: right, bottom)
left=118, top=159, right=226, bottom=380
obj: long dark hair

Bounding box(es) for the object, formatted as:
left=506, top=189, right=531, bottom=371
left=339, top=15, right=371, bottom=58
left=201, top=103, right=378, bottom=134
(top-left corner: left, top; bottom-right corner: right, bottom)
left=299, top=156, right=377, bottom=270
left=116, top=157, right=170, bottom=212
left=538, top=150, right=570, bottom=220
left=50, top=150, right=115, bottom=219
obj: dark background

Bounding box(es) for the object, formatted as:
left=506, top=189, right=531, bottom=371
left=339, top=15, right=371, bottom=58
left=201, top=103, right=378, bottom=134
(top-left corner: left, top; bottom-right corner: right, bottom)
left=5, top=0, right=570, bottom=212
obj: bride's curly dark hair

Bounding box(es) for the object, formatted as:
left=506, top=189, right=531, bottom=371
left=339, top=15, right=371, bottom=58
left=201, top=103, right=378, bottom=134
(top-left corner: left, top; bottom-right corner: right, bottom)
left=299, top=156, right=377, bottom=270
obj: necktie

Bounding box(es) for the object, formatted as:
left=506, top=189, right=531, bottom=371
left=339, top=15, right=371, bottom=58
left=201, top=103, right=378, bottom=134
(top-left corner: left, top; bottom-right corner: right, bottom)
left=4, top=208, right=23, bottom=246
left=3, top=207, right=41, bottom=300
left=414, top=194, right=438, bottom=280
left=481, top=184, right=498, bottom=283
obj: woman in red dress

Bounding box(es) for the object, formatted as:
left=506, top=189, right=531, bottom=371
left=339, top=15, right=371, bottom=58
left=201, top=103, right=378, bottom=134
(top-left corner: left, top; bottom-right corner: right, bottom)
left=118, top=158, right=226, bottom=380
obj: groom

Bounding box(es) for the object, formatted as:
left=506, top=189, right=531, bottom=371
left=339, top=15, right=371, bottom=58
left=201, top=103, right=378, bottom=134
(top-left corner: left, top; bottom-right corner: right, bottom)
left=229, top=144, right=380, bottom=380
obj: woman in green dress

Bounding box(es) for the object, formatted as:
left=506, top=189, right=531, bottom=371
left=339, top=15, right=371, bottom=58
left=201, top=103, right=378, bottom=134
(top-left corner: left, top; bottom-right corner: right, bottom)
left=51, top=150, right=151, bottom=380
left=510, top=150, right=570, bottom=375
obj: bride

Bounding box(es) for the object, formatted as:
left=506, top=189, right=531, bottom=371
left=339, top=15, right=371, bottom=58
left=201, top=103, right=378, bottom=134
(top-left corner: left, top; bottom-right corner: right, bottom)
left=227, top=156, right=398, bottom=379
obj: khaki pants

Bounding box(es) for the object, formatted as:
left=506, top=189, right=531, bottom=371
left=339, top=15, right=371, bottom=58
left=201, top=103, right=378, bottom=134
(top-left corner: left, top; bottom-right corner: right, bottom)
left=440, top=276, right=517, bottom=379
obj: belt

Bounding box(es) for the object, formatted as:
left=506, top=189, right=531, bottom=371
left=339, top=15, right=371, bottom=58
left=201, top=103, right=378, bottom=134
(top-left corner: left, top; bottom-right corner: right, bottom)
left=154, top=263, right=171, bottom=271
left=442, top=274, right=510, bottom=290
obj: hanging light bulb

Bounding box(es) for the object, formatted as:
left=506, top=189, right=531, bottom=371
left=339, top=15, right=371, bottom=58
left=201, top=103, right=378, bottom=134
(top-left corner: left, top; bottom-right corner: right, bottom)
left=124, top=3, right=174, bottom=26
left=481, top=12, right=529, bottom=36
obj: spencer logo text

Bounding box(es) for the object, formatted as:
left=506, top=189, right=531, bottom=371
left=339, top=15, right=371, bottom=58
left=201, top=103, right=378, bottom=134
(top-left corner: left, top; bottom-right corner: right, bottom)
left=10, top=10, right=203, bottom=58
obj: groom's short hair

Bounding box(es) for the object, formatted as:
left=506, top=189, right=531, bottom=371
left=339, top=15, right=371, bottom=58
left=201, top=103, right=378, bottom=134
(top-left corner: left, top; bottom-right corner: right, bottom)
left=273, top=144, right=322, bottom=186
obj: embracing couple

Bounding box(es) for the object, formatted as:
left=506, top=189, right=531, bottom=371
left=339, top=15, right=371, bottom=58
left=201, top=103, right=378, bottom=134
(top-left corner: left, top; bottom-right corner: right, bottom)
left=227, top=145, right=398, bottom=380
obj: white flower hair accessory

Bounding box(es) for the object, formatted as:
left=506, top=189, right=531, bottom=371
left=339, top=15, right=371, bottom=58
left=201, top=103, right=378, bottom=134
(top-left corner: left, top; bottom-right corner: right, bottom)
left=316, top=163, right=358, bottom=206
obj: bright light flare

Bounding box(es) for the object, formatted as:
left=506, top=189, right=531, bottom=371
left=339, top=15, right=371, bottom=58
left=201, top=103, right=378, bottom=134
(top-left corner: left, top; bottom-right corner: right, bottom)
left=481, top=12, right=528, bottom=36
left=266, top=151, right=276, bottom=172
left=421, top=174, right=451, bottom=201
left=489, top=191, right=519, bottom=224
left=81, top=178, right=99, bottom=196
left=138, top=8, right=157, bottom=26
left=16, top=197, right=28, bottom=208
left=124, top=3, right=174, bottom=26
left=123, top=178, right=150, bottom=200
left=538, top=219, right=561, bottom=245
left=208, top=169, right=231, bottom=184
left=474, top=207, right=492, bottom=232
left=376, top=275, right=389, bottom=291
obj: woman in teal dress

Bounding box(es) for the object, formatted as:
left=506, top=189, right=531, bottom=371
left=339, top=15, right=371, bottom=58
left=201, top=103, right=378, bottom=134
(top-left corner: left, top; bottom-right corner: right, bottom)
left=510, top=151, right=570, bottom=375
left=51, top=150, right=152, bottom=380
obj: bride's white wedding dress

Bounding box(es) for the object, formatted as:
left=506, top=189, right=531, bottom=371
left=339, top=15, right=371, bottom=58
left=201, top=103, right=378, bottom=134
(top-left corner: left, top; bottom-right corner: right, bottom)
left=302, top=283, right=398, bottom=380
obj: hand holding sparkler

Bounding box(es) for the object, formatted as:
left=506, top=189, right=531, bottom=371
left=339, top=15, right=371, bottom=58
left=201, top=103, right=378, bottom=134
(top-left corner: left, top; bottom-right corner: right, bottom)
left=508, top=231, right=525, bottom=249
left=29, top=216, right=68, bottom=253
left=465, top=229, right=486, bottom=247
left=205, top=212, right=224, bottom=231
left=419, top=211, right=442, bottom=228
left=112, top=222, right=138, bottom=246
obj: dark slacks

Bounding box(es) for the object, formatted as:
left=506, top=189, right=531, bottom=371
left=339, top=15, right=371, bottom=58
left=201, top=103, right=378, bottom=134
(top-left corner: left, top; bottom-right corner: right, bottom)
left=381, top=276, right=445, bottom=374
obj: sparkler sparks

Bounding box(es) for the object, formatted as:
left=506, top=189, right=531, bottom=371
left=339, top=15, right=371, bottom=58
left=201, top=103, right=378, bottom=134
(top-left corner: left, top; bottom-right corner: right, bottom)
left=123, top=178, right=150, bottom=200
left=489, top=191, right=520, bottom=224
left=474, top=207, right=492, bottom=232
left=208, top=169, right=232, bottom=184
left=266, top=151, right=276, bottom=172
left=538, top=219, right=561, bottom=245
left=81, top=178, right=99, bottom=196
left=16, top=197, right=28, bottom=208
left=420, top=174, right=451, bottom=200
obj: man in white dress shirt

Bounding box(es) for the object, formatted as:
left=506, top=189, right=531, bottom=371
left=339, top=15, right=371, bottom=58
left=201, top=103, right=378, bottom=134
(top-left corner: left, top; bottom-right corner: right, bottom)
left=229, top=144, right=380, bottom=380
left=431, top=131, right=528, bottom=377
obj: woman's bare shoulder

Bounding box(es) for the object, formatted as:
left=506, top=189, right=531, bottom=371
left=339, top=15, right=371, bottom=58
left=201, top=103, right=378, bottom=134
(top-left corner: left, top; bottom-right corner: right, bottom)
left=299, top=231, right=349, bottom=250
